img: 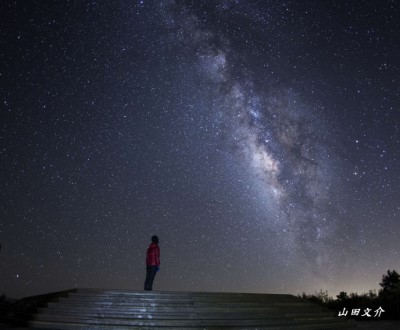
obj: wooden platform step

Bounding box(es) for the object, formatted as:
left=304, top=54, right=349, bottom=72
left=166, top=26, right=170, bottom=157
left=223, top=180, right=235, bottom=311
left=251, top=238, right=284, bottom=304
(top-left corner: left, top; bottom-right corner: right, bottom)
left=29, top=288, right=356, bottom=329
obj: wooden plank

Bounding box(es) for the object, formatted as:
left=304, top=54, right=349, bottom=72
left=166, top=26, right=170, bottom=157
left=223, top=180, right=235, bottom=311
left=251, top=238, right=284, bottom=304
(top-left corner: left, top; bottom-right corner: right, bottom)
left=103, top=293, right=292, bottom=300
left=30, top=320, right=356, bottom=330
left=37, top=304, right=335, bottom=315
left=36, top=309, right=337, bottom=320
left=69, top=295, right=300, bottom=303
left=43, top=303, right=328, bottom=314
left=33, top=313, right=345, bottom=327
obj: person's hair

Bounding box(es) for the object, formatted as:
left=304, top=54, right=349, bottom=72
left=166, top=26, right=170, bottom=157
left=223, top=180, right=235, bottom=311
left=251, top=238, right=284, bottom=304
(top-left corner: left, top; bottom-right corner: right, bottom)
left=151, top=235, right=159, bottom=244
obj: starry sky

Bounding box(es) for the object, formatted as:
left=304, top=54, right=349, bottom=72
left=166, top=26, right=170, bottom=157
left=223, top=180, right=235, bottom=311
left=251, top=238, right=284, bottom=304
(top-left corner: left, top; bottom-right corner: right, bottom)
left=1, top=0, right=399, bottom=299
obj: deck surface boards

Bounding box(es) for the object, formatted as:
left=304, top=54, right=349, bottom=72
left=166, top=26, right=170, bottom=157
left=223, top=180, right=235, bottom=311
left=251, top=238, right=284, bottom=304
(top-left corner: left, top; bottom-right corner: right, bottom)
left=29, top=288, right=356, bottom=329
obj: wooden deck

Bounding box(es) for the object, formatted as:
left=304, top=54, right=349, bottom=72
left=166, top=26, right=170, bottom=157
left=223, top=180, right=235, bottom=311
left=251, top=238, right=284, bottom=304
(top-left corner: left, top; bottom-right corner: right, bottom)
left=29, top=288, right=357, bottom=329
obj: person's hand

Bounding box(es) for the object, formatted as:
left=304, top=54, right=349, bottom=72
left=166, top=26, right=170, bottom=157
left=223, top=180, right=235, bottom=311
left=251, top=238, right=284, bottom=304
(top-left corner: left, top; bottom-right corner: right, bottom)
left=156, top=266, right=160, bottom=272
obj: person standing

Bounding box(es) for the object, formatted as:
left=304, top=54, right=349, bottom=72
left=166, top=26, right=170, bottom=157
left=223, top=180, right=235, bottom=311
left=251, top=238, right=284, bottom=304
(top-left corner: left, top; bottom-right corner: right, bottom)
left=144, top=235, right=160, bottom=291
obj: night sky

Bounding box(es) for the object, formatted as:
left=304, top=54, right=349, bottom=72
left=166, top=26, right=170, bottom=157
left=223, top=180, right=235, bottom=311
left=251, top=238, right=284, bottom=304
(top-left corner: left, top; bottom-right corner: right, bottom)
left=1, top=1, right=399, bottom=299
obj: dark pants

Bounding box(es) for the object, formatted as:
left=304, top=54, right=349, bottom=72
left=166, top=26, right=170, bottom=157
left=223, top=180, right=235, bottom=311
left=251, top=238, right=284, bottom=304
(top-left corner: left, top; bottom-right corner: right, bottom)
left=144, top=266, right=157, bottom=291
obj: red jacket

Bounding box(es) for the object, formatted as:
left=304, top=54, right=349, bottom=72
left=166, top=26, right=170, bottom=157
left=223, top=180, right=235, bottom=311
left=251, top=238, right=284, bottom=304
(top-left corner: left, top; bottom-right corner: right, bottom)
left=146, top=242, right=160, bottom=266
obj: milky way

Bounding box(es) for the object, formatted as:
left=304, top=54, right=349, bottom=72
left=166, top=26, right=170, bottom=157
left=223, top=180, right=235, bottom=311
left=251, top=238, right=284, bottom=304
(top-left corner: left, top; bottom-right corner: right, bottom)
left=163, top=2, right=340, bottom=274
left=1, top=1, right=399, bottom=298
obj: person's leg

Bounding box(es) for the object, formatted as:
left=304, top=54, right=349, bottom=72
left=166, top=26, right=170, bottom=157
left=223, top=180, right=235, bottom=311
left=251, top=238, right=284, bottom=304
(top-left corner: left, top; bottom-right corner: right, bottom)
left=147, top=266, right=157, bottom=291
left=144, top=266, right=152, bottom=290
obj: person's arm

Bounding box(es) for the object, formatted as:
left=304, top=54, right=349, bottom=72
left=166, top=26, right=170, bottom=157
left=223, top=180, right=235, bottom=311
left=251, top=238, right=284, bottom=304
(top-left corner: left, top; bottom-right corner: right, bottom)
left=156, top=246, right=160, bottom=266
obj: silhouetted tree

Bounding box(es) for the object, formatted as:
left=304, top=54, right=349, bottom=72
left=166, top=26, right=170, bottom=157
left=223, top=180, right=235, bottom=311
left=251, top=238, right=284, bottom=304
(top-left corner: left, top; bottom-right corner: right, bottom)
left=336, top=291, right=348, bottom=301
left=300, top=270, right=400, bottom=320
left=379, top=269, right=400, bottom=293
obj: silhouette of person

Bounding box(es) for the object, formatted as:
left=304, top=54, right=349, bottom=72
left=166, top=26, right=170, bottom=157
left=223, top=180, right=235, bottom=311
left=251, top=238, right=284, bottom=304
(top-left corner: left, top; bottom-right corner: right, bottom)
left=144, top=235, right=160, bottom=291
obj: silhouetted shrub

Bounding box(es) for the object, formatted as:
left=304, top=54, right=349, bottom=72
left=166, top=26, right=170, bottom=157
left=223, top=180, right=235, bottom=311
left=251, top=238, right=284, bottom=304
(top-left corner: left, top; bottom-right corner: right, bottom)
left=300, top=270, right=400, bottom=320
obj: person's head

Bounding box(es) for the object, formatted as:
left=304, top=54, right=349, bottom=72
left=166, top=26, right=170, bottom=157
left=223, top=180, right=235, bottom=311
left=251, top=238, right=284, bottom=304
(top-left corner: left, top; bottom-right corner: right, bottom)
left=151, top=235, right=159, bottom=244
